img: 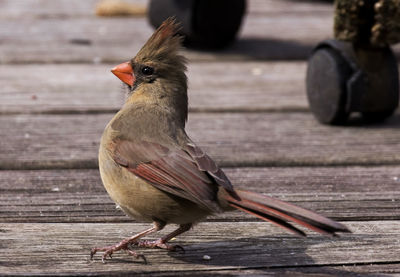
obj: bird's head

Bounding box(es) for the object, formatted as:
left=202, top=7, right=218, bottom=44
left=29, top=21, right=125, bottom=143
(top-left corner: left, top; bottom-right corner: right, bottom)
left=111, top=17, right=187, bottom=95
left=111, top=18, right=188, bottom=124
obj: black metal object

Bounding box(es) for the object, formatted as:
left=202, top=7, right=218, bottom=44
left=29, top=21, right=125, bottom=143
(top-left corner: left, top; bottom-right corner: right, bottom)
left=148, top=0, right=246, bottom=48
left=306, top=39, right=399, bottom=124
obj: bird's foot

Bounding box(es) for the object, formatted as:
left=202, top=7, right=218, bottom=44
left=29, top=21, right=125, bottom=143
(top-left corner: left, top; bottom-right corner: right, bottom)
left=134, top=238, right=185, bottom=252
left=90, top=223, right=188, bottom=263
left=90, top=239, right=183, bottom=263
left=90, top=238, right=147, bottom=264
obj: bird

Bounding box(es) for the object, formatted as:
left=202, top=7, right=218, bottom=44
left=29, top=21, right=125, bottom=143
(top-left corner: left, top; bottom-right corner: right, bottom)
left=90, top=18, right=350, bottom=263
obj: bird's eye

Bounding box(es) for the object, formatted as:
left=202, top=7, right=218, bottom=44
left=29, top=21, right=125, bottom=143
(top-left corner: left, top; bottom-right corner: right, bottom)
left=141, top=66, right=154, bottom=75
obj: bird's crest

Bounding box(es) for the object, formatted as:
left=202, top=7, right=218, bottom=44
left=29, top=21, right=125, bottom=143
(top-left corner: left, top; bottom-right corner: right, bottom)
left=134, top=17, right=185, bottom=68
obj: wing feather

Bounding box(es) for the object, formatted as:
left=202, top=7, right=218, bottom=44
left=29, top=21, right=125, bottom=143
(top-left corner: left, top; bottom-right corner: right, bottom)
left=113, top=139, right=224, bottom=212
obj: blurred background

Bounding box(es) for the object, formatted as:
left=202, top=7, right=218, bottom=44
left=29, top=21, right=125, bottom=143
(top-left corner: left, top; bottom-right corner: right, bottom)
left=1, top=0, right=399, bottom=120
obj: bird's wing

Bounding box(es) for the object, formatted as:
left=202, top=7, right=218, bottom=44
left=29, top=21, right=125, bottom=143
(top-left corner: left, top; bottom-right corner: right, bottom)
left=184, top=142, right=237, bottom=196
left=112, top=139, right=233, bottom=212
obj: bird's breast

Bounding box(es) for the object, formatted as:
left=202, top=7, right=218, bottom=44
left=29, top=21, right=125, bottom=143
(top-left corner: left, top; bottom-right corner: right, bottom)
left=98, top=145, right=210, bottom=224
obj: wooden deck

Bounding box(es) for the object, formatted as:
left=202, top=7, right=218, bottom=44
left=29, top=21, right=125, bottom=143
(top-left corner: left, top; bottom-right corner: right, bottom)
left=1, top=0, right=400, bottom=275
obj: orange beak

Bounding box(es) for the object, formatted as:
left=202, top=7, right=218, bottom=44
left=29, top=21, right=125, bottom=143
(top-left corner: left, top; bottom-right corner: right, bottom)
left=111, top=62, right=135, bottom=86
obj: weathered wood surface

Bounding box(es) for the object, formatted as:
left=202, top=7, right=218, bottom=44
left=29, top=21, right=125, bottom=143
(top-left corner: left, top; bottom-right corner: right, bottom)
left=0, top=62, right=309, bottom=114
left=1, top=0, right=399, bottom=63
left=0, top=0, right=332, bottom=62
left=0, top=0, right=332, bottom=18
left=2, top=62, right=399, bottom=114
left=2, top=0, right=400, bottom=275
left=1, top=221, right=399, bottom=275
left=1, top=112, right=400, bottom=170
left=1, top=166, right=399, bottom=223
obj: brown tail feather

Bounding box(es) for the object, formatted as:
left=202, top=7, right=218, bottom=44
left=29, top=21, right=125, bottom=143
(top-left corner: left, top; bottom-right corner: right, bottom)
left=230, top=202, right=306, bottom=236
left=224, top=189, right=350, bottom=236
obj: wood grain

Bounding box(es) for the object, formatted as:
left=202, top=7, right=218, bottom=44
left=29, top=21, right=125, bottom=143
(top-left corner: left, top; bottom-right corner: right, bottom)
left=145, top=265, right=400, bottom=276
left=0, top=0, right=332, bottom=19
left=1, top=8, right=398, bottom=64
left=1, top=0, right=399, bottom=64
left=0, top=62, right=309, bottom=114
left=1, top=166, right=399, bottom=223
left=0, top=221, right=399, bottom=275
left=1, top=112, right=400, bottom=170
left=0, top=1, right=333, bottom=63
left=1, top=62, right=398, bottom=115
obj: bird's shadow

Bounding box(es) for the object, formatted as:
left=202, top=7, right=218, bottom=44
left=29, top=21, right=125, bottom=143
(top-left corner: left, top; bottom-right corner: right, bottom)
left=186, top=38, right=315, bottom=60
left=166, top=234, right=388, bottom=277
left=335, top=113, right=400, bottom=129
left=187, top=36, right=400, bottom=61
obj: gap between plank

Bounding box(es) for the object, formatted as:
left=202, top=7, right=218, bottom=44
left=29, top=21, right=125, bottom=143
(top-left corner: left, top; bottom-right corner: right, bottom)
left=1, top=160, right=400, bottom=171
left=0, top=107, right=310, bottom=116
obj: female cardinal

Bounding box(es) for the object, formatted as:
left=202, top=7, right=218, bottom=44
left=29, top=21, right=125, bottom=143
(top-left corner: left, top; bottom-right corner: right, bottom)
left=91, top=18, right=349, bottom=263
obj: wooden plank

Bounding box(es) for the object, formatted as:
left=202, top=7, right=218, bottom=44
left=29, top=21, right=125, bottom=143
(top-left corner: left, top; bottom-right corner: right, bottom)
left=1, top=0, right=399, bottom=63
left=0, top=16, right=324, bottom=64
left=248, top=0, right=333, bottom=15
left=0, top=221, right=399, bottom=275
left=0, top=62, right=308, bottom=114
left=1, top=62, right=398, bottom=115
left=0, top=0, right=148, bottom=19
left=1, top=112, right=400, bottom=170
left=155, top=265, right=400, bottom=276
left=0, top=0, right=332, bottom=19
left=139, top=264, right=400, bottom=276
left=1, top=166, right=399, bottom=223
left=0, top=6, right=333, bottom=63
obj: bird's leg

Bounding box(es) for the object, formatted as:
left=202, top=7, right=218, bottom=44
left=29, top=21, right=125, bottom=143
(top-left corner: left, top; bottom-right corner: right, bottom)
left=90, top=221, right=165, bottom=263
left=135, top=223, right=191, bottom=252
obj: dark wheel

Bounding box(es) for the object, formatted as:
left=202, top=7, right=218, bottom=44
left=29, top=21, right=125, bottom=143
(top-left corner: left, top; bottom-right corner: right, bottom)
left=354, top=46, right=399, bottom=123
left=307, top=39, right=399, bottom=125
left=362, top=110, right=396, bottom=123
left=306, top=46, right=352, bottom=125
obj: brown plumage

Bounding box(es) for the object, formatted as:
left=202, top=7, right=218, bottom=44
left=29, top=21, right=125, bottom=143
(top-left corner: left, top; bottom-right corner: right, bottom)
left=91, top=18, right=350, bottom=263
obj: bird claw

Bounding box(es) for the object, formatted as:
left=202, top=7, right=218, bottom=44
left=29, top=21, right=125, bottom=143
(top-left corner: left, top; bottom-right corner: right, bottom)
left=126, top=249, right=147, bottom=264
left=173, top=244, right=185, bottom=253
left=135, top=239, right=185, bottom=253
left=102, top=250, right=113, bottom=263
left=90, top=248, right=98, bottom=260
left=90, top=243, right=146, bottom=264
left=90, top=247, right=114, bottom=263
left=90, top=237, right=184, bottom=263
